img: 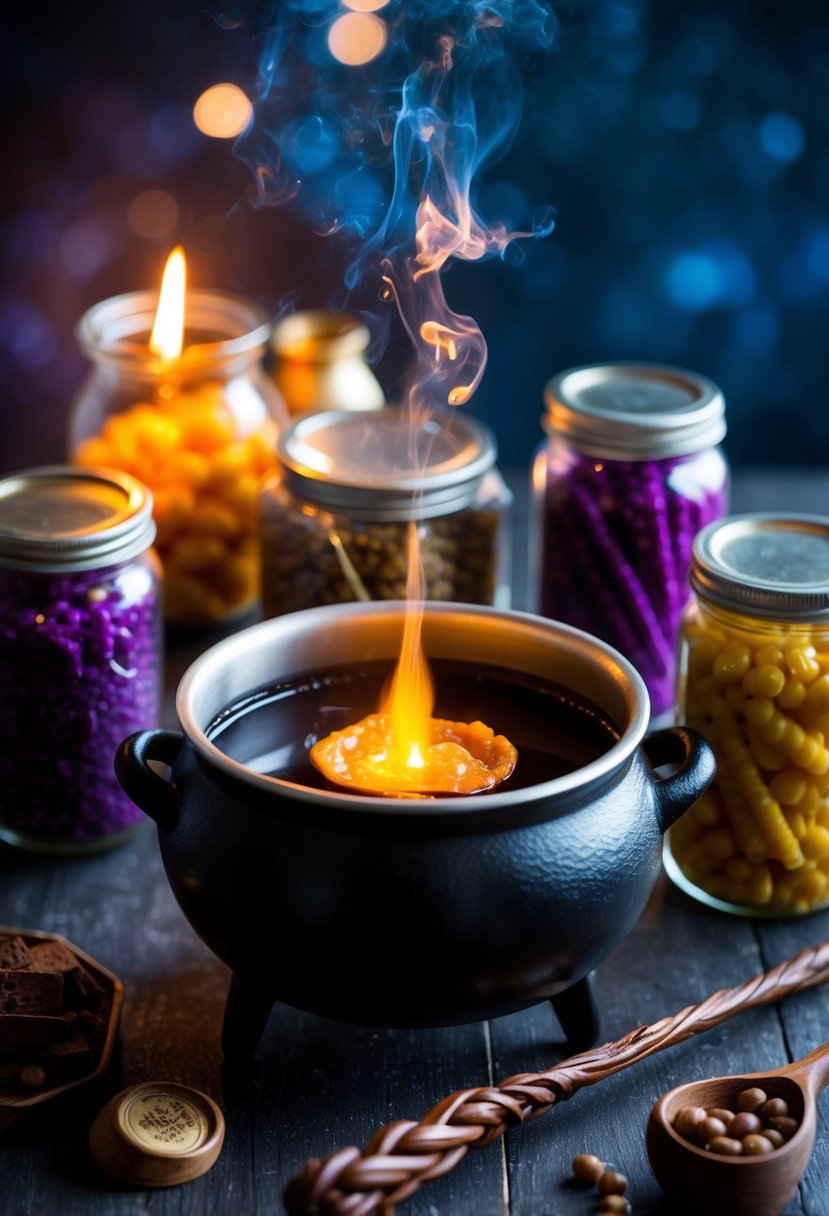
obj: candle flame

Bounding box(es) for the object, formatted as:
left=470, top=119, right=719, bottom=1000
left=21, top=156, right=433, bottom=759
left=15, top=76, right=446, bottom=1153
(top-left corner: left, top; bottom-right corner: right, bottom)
left=149, top=246, right=186, bottom=360
left=309, top=518, right=517, bottom=797
left=379, top=521, right=434, bottom=769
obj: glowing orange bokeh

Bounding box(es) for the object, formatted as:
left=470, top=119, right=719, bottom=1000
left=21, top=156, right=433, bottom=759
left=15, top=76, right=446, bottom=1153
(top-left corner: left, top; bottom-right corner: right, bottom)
left=128, top=190, right=180, bottom=241
left=193, top=83, right=253, bottom=139
left=342, top=0, right=390, bottom=11
left=328, top=12, right=387, bottom=65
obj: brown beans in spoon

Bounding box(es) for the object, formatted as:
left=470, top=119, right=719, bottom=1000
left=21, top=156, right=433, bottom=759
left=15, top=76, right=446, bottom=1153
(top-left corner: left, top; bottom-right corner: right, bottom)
left=646, top=1041, right=829, bottom=1216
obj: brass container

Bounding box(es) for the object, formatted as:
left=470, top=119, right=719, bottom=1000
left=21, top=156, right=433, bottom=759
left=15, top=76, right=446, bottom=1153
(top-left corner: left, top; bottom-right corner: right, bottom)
left=270, top=310, right=384, bottom=416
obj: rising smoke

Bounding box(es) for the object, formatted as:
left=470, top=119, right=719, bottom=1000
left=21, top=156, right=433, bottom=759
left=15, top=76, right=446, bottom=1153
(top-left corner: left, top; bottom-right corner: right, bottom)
left=235, top=0, right=557, bottom=411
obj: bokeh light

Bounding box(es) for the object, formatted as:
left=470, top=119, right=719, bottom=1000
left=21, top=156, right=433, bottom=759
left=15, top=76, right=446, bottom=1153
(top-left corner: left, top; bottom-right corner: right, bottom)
left=57, top=216, right=121, bottom=281
left=342, top=0, right=390, bottom=10
left=328, top=12, right=387, bottom=65
left=759, top=112, right=806, bottom=163
left=193, top=83, right=253, bottom=138
left=127, top=190, right=180, bottom=239
left=661, top=91, right=702, bottom=131
left=0, top=301, right=58, bottom=369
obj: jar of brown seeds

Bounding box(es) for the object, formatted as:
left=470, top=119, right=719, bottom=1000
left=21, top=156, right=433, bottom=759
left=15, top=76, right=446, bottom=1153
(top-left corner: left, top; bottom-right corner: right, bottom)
left=258, top=407, right=511, bottom=616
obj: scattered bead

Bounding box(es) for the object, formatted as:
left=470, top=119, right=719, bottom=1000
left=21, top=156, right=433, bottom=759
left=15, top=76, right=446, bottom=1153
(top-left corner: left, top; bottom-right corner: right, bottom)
left=599, top=1197, right=631, bottom=1214
left=570, top=1153, right=634, bottom=1212
left=597, top=1171, right=628, bottom=1197
left=20, top=1064, right=47, bottom=1089
left=572, top=1154, right=605, bottom=1184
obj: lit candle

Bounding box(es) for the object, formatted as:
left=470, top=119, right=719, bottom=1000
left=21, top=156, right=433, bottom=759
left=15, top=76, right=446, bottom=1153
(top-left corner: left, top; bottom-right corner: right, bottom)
left=70, top=248, right=286, bottom=626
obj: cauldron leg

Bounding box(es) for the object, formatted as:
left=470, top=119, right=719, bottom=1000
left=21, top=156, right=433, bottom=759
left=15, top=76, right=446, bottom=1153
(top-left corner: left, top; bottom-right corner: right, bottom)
left=550, top=971, right=600, bottom=1052
left=221, top=972, right=278, bottom=1064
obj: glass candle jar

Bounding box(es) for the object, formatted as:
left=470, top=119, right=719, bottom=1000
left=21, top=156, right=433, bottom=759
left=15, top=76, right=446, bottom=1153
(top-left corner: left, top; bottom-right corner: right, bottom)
left=270, top=310, right=385, bottom=415
left=259, top=407, right=511, bottom=616
left=0, top=466, right=162, bottom=853
left=69, top=289, right=287, bottom=627
left=530, top=363, right=729, bottom=723
left=667, top=513, right=829, bottom=916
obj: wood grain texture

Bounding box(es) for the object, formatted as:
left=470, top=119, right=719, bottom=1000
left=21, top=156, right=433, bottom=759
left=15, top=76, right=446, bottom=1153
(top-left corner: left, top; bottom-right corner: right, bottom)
left=1, top=468, right=828, bottom=1215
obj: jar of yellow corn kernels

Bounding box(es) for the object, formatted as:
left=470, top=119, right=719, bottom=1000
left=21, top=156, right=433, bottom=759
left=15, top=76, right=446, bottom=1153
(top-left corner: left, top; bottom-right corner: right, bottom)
left=667, top=513, right=829, bottom=916
left=69, top=290, right=287, bottom=626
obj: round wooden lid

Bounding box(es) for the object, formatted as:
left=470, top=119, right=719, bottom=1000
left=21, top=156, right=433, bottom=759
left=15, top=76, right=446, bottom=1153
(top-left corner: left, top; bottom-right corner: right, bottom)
left=89, top=1082, right=224, bottom=1187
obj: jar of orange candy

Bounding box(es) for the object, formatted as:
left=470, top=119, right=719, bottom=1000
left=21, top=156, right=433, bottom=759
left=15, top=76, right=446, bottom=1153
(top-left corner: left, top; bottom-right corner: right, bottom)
left=69, top=273, right=287, bottom=627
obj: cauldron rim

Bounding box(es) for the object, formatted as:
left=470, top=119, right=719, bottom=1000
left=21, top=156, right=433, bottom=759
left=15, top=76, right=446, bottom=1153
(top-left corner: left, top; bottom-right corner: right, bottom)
left=175, top=601, right=651, bottom=816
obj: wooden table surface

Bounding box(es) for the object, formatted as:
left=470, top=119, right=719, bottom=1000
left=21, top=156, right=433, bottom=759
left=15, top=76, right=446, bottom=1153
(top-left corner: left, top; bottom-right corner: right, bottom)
left=2, top=466, right=829, bottom=1216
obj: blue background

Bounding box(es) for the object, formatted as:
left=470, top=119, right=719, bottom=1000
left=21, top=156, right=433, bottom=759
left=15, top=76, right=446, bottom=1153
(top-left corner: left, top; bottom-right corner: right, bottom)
left=1, top=0, right=827, bottom=472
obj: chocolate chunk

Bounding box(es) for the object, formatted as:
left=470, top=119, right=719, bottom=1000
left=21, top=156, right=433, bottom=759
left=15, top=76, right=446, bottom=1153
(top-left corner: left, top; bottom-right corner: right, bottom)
left=72, top=966, right=104, bottom=1006
left=0, top=969, right=63, bottom=1016
left=0, top=936, right=34, bottom=971
left=27, top=940, right=81, bottom=978
left=46, top=1033, right=95, bottom=1078
left=28, top=941, right=102, bottom=1008
left=78, top=1010, right=107, bottom=1042
left=0, top=1014, right=67, bottom=1047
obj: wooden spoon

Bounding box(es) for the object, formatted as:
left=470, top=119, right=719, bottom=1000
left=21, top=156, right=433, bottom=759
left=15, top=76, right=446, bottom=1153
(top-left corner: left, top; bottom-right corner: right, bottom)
left=647, top=1041, right=829, bottom=1216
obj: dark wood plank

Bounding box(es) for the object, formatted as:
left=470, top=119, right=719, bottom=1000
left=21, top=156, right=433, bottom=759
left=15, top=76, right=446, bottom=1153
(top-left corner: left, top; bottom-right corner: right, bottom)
left=0, top=823, right=507, bottom=1215
left=2, top=466, right=829, bottom=1216
left=493, top=880, right=823, bottom=1216
left=757, top=921, right=829, bottom=1216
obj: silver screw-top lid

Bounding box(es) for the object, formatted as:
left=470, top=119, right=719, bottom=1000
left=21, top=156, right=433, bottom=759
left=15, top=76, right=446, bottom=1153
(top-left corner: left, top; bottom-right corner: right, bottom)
left=691, top=513, right=829, bottom=621
left=0, top=466, right=156, bottom=572
left=544, top=362, right=726, bottom=459
left=276, top=407, right=497, bottom=521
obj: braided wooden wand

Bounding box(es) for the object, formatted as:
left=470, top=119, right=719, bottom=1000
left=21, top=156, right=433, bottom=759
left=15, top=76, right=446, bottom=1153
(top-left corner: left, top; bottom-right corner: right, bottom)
left=283, top=940, right=829, bottom=1216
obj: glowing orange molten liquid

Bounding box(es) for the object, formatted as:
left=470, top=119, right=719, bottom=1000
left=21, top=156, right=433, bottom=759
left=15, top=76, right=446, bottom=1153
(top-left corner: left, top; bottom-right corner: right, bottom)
left=310, top=523, right=517, bottom=797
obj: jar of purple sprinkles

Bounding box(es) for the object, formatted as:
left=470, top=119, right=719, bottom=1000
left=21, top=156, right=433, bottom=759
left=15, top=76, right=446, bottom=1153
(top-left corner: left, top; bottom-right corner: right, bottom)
left=530, top=363, right=729, bottom=724
left=0, top=466, right=162, bottom=853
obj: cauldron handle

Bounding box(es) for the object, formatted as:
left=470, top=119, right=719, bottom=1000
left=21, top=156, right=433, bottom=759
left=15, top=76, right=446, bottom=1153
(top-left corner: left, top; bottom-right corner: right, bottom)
left=642, top=727, right=716, bottom=834
left=115, top=729, right=183, bottom=833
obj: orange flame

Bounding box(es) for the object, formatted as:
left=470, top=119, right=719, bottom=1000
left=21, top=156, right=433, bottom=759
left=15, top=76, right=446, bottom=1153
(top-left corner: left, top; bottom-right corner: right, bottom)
left=149, top=246, right=186, bottom=359
left=308, top=514, right=517, bottom=796
left=379, top=521, right=433, bottom=767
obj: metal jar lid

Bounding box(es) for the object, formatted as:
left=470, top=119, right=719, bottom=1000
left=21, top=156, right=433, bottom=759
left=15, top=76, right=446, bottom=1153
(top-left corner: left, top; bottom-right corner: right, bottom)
left=544, top=362, right=726, bottom=459
left=0, top=466, right=156, bottom=572
left=275, top=407, right=497, bottom=521
left=691, top=514, right=829, bottom=621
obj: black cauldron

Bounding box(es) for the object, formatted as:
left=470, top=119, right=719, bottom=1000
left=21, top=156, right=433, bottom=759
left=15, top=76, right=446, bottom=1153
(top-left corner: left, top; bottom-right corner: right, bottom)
left=116, top=602, right=715, bottom=1061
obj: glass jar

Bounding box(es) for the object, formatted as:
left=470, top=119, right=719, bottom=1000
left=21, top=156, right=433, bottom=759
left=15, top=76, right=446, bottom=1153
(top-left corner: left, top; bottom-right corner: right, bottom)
left=270, top=310, right=385, bottom=415
left=0, top=466, right=162, bottom=853
left=530, top=363, right=729, bottom=723
left=69, top=289, right=287, bottom=627
left=259, top=407, right=511, bottom=615
left=667, top=513, right=829, bottom=916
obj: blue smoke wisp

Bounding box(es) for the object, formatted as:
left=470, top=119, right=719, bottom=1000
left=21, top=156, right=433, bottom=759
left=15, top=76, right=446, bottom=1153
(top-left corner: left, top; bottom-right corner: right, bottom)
left=236, top=0, right=557, bottom=408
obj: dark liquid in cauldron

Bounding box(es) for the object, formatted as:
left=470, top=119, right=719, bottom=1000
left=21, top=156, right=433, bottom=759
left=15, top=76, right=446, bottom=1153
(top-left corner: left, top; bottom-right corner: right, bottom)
left=206, top=660, right=619, bottom=794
